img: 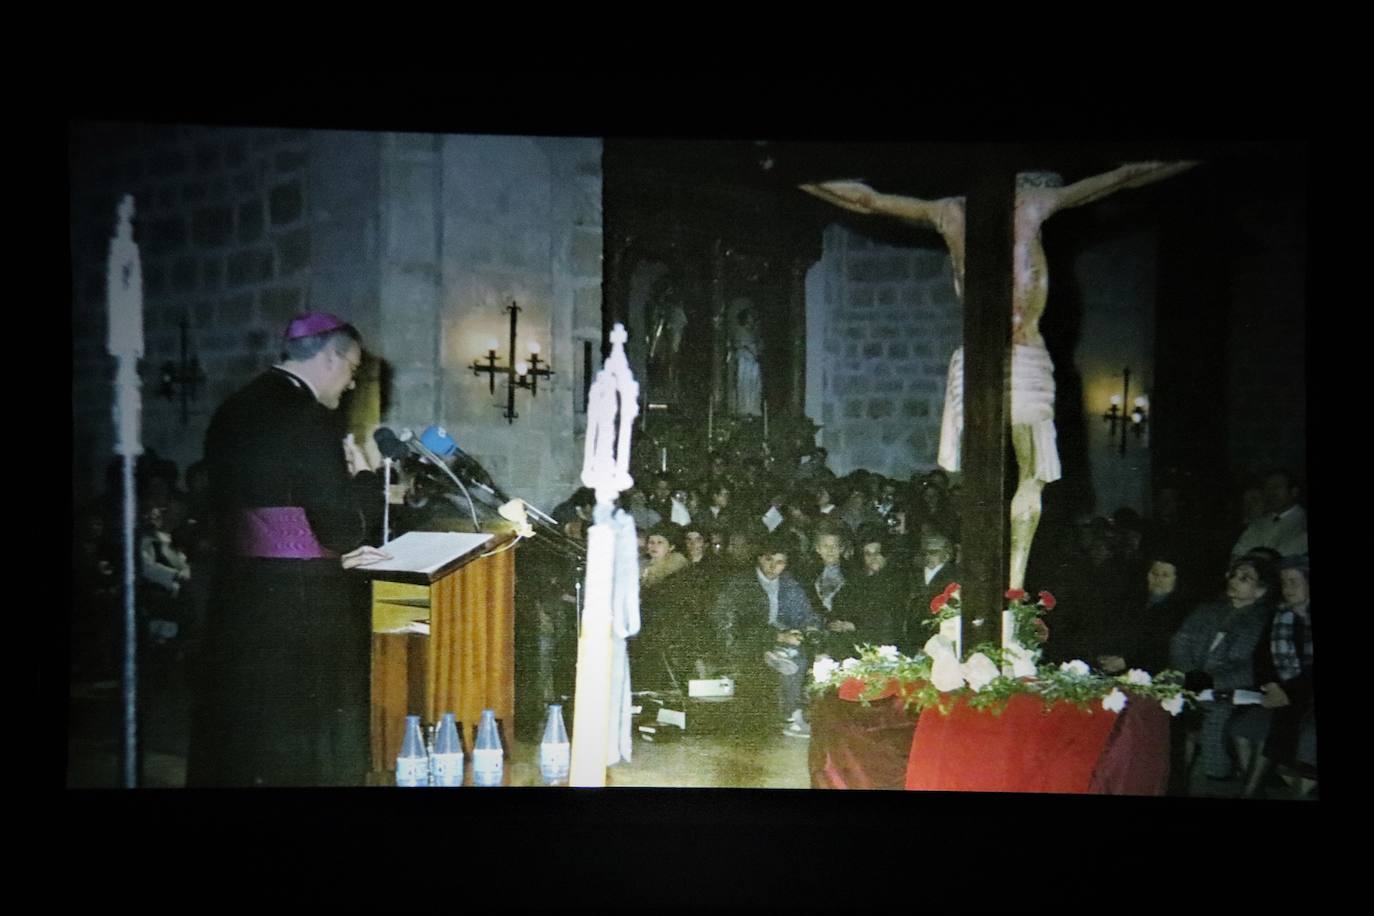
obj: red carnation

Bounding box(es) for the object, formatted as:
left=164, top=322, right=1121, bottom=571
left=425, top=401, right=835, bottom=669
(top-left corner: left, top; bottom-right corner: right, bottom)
left=1038, top=590, right=1057, bottom=610
left=1005, top=588, right=1027, bottom=601
left=930, top=593, right=948, bottom=614
left=943, top=582, right=961, bottom=598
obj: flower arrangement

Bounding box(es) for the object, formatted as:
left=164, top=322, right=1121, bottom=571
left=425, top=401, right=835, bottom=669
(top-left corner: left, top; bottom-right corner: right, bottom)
left=809, top=642, right=1193, bottom=717
left=1002, top=588, right=1054, bottom=650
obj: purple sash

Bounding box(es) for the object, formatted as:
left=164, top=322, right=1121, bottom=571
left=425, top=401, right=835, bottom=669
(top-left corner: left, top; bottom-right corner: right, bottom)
left=233, top=507, right=338, bottom=560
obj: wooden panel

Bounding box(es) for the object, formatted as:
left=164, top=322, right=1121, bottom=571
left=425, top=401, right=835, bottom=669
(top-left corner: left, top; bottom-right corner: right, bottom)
left=427, top=546, right=516, bottom=735
left=372, top=579, right=431, bottom=633
left=371, top=546, right=517, bottom=774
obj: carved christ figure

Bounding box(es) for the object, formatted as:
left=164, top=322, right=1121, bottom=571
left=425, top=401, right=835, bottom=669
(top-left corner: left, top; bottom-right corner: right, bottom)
left=802, top=161, right=1196, bottom=590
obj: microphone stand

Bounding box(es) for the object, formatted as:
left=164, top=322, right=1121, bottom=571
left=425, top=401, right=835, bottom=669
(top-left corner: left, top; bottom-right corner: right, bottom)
left=382, top=457, right=392, bottom=545
left=404, top=433, right=481, bottom=531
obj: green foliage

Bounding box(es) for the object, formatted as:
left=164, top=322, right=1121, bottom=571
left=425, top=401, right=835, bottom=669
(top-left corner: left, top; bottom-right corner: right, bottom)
left=808, top=643, right=1196, bottom=719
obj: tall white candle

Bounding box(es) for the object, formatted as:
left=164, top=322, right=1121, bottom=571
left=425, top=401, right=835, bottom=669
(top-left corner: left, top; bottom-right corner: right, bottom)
left=661, top=446, right=667, bottom=472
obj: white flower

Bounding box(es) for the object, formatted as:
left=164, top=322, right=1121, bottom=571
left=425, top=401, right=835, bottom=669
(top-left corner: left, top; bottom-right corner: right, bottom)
left=840, top=657, right=861, bottom=672
left=1101, top=688, right=1128, bottom=713
left=930, top=652, right=966, bottom=692
left=1160, top=694, right=1185, bottom=717
left=923, top=634, right=957, bottom=662
left=1005, top=642, right=1039, bottom=679
left=961, top=653, right=1000, bottom=692
left=1059, top=659, right=1091, bottom=678
left=875, top=645, right=900, bottom=661
left=812, top=655, right=839, bottom=683
left=1126, top=668, right=1153, bottom=686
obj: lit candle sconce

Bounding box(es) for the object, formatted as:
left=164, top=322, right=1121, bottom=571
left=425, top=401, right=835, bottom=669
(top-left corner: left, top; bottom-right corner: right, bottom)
left=1102, top=367, right=1149, bottom=456
left=470, top=301, right=554, bottom=424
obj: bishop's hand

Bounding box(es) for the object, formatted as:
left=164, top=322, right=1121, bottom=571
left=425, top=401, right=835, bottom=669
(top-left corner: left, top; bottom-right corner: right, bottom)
left=341, top=545, right=391, bottom=569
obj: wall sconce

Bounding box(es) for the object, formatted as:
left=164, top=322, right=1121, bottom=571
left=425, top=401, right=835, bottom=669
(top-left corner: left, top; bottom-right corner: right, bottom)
left=471, top=301, right=553, bottom=424
left=158, top=316, right=207, bottom=425
left=1102, top=367, right=1148, bottom=456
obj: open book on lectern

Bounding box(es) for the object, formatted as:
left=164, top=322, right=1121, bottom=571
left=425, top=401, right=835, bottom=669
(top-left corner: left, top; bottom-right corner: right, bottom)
left=356, top=530, right=495, bottom=580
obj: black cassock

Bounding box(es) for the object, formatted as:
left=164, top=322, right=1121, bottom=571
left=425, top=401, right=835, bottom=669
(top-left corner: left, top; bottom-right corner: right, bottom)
left=187, top=368, right=378, bottom=786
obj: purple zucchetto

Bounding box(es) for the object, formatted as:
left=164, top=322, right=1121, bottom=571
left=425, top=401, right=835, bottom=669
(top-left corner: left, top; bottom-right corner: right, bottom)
left=284, top=311, right=348, bottom=341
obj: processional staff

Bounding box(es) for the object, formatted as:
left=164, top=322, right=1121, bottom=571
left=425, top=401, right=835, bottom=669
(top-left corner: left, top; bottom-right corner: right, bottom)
left=106, top=194, right=144, bottom=788
left=569, top=324, right=640, bottom=787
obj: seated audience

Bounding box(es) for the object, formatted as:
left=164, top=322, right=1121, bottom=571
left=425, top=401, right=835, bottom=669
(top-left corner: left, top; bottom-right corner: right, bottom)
left=1233, top=554, right=1315, bottom=797
left=838, top=481, right=883, bottom=533
left=804, top=518, right=851, bottom=620
left=632, top=523, right=693, bottom=688
left=826, top=527, right=905, bottom=657
left=1095, top=552, right=1193, bottom=675
left=1169, top=555, right=1278, bottom=782
left=902, top=531, right=960, bottom=655
left=1231, top=468, right=1307, bottom=559
left=710, top=533, right=822, bottom=737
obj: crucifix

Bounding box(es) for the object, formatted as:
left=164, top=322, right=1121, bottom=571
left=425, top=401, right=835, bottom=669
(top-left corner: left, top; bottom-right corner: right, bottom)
left=804, top=156, right=1195, bottom=649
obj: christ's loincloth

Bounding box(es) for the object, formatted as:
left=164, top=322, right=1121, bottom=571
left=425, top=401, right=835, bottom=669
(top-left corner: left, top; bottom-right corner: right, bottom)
left=937, top=344, right=1062, bottom=483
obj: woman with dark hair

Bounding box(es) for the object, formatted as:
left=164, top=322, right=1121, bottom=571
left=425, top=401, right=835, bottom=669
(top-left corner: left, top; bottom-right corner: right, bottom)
left=1169, top=556, right=1278, bottom=782
left=1096, top=551, right=1193, bottom=675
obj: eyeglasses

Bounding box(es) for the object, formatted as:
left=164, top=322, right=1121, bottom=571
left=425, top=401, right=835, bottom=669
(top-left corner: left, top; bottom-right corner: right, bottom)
left=338, top=352, right=362, bottom=390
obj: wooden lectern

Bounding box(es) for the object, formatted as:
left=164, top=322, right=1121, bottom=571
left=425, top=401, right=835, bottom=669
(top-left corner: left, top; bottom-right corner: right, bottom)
left=356, top=530, right=517, bottom=776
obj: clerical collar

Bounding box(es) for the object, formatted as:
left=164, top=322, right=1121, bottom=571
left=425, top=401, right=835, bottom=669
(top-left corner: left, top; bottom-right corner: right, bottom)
left=273, top=365, right=322, bottom=404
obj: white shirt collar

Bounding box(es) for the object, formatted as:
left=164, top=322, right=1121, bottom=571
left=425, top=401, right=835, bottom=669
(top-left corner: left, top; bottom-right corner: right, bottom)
left=924, top=562, right=944, bottom=585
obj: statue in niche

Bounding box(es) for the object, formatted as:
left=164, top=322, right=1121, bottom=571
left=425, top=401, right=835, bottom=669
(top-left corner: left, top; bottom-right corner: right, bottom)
left=728, top=300, right=763, bottom=416
left=803, top=161, right=1195, bottom=589
left=645, top=276, right=689, bottom=402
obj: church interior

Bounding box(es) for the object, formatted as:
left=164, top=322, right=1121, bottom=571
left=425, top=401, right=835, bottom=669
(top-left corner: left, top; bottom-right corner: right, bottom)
left=68, top=121, right=1308, bottom=800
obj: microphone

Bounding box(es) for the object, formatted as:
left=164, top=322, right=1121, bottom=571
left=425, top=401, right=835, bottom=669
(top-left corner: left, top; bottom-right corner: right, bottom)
left=373, top=427, right=410, bottom=461
left=394, top=428, right=480, bottom=529
left=413, top=425, right=507, bottom=500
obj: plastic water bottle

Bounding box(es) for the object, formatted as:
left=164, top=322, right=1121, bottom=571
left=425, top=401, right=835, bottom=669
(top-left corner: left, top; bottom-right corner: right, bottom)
left=396, top=714, right=429, bottom=787
left=431, top=712, right=464, bottom=787
left=538, top=703, right=571, bottom=786
left=472, top=709, right=504, bottom=787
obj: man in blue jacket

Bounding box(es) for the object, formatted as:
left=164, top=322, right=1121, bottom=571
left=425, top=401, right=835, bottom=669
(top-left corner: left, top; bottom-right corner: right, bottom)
left=710, top=533, right=822, bottom=737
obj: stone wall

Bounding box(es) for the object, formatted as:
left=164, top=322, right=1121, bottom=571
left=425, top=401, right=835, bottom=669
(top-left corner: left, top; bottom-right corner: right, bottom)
left=432, top=134, right=602, bottom=509
left=1071, top=228, right=1157, bottom=516
left=70, top=125, right=601, bottom=512
left=70, top=123, right=322, bottom=503
left=806, top=224, right=963, bottom=480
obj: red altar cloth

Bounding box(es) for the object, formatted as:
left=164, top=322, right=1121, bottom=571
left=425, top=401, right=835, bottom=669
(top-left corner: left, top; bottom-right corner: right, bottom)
left=809, top=683, right=1170, bottom=795
left=809, top=690, right=915, bottom=790
left=906, top=693, right=1119, bottom=793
